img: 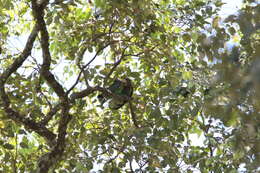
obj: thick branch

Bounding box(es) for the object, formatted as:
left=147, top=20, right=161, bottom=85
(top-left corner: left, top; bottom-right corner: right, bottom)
left=0, top=25, right=57, bottom=143
left=37, top=100, right=72, bottom=173
left=70, top=87, right=96, bottom=100
left=32, top=0, right=65, bottom=98
left=0, top=25, right=38, bottom=83
left=31, top=1, right=72, bottom=172
left=4, top=108, right=56, bottom=144
left=70, top=86, right=131, bottom=103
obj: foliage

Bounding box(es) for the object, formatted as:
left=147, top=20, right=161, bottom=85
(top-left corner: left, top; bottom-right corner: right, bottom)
left=0, top=0, right=259, bottom=172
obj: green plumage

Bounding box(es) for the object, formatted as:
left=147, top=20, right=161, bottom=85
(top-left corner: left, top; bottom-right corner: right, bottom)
left=98, top=78, right=133, bottom=109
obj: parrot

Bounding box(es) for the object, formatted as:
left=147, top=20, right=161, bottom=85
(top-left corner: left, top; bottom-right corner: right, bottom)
left=98, top=78, right=133, bottom=109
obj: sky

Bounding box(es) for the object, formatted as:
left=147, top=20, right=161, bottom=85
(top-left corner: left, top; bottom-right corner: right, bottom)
left=220, top=0, right=243, bottom=17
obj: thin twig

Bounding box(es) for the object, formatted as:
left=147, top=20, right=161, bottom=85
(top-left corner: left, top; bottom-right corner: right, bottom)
left=66, top=41, right=117, bottom=95
left=103, top=47, right=127, bottom=85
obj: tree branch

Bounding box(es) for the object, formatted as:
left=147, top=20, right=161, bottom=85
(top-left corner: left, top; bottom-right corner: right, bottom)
left=70, top=86, right=131, bottom=103
left=40, top=103, right=61, bottom=125
left=0, top=24, right=57, bottom=144
left=0, top=26, right=38, bottom=83
left=129, top=101, right=139, bottom=128
left=66, top=41, right=117, bottom=95
left=103, top=47, right=127, bottom=85
left=31, top=1, right=72, bottom=172
left=32, top=0, right=65, bottom=98
left=4, top=108, right=56, bottom=144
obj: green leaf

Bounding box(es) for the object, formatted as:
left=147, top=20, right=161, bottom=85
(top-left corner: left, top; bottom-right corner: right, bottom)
left=20, top=142, right=29, bottom=148
left=3, top=143, right=14, bottom=150
left=182, top=71, right=193, bottom=80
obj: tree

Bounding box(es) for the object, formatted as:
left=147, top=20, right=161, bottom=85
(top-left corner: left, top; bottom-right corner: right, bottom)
left=0, top=0, right=259, bottom=172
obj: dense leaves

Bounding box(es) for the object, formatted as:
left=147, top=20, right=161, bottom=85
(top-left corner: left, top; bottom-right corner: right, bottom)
left=0, top=0, right=259, bottom=172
